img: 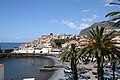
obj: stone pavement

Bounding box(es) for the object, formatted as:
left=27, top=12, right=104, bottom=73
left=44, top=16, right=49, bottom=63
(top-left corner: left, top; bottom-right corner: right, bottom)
left=48, top=56, right=98, bottom=80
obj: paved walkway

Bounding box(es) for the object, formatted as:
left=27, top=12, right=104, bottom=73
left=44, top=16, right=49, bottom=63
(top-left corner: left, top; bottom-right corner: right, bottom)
left=46, top=56, right=65, bottom=80
left=48, top=56, right=97, bottom=80
left=49, top=68, right=65, bottom=80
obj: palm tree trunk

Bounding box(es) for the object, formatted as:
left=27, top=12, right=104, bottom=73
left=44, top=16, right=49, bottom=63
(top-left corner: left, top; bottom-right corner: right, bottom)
left=71, top=59, right=74, bottom=71
left=73, top=61, right=78, bottom=80
left=112, top=62, right=115, bottom=80
left=97, top=57, right=101, bottom=80
left=71, top=58, right=78, bottom=80
left=100, top=65, right=104, bottom=80
left=97, top=57, right=104, bottom=80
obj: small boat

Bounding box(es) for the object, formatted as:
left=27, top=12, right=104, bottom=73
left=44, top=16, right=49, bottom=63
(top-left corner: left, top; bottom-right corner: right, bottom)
left=39, top=68, right=57, bottom=71
left=114, top=71, right=120, bottom=76
left=64, top=69, right=72, bottom=73
left=92, top=71, right=98, bottom=75
left=104, top=72, right=112, bottom=79
left=80, top=74, right=90, bottom=79
left=23, top=78, right=35, bottom=80
left=78, top=77, right=88, bottom=80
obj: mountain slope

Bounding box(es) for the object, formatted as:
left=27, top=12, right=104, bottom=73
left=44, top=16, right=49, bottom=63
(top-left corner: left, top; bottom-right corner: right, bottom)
left=79, top=21, right=120, bottom=36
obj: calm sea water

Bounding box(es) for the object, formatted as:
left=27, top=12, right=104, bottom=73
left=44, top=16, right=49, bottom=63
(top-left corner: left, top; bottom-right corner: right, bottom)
left=0, top=56, right=54, bottom=80
left=0, top=42, right=25, bottom=50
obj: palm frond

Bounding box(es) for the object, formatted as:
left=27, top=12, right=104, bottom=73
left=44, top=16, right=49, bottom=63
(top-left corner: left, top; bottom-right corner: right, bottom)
left=110, top=2, right=120, bottom=5
left=100, top=27, right=104, bottom=37
left=106, top=12, right=120, bottom=17
left=111, top=16, right=120, bottom=21
left=105, top=30, right=116, bottom=38
left=96, top=26, right=100, bottom=36
left=113, top=20, right=120, bottom=27
left=89, top=29, right=96, bottom=38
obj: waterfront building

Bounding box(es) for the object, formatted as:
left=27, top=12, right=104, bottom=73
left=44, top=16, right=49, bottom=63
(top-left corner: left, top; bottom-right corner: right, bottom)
left=13, top=33, right=80, bottom=53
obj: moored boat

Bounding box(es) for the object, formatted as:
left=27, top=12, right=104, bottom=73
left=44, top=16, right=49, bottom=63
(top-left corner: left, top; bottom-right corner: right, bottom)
left=23, top=78, right=35, bottom=80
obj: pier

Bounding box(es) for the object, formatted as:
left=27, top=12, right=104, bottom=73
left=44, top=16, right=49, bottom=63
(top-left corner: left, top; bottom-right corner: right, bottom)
left=0, top=53, right=57, bottom=58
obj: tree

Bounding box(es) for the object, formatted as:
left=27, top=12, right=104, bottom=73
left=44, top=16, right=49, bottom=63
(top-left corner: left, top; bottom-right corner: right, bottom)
left=106, top=1, right=120, bottom=79
left=106, top=0, right=120, bottom=27
left=80, top=26, right=120, bottom=80
left=50, top=33, right=53, bottom=35
left=106, top=45, right=120, bottom=80
left=60, top=43, right=80, bottom=80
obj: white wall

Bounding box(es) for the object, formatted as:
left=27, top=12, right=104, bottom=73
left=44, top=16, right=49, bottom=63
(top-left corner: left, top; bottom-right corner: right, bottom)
left=49, top=51, right=61, bottom=54
left=41, top=48, right=48, bottom=53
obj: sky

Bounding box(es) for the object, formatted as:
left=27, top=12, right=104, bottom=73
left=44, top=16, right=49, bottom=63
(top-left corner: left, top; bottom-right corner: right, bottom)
left=0, top=0, right=119, bottom=42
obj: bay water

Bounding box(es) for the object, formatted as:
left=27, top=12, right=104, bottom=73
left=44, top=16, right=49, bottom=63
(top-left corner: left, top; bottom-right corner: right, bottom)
left=0, top=56, right=55, bottom=80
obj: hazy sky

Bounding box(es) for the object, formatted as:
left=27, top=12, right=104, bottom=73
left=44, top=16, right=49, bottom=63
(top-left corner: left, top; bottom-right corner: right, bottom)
left=0, top=0, right=119, bottom=42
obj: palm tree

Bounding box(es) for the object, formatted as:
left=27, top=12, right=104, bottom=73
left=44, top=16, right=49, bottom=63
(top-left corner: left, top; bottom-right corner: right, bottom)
left=106, top=1, right=120, bottom=79
left=60, top=43, right=80, bottom=80
left=107, top=46, right=120, bottom=80
left=80, top=26, right=120, bottom=80
left=105, top=0, right=120, bottom=27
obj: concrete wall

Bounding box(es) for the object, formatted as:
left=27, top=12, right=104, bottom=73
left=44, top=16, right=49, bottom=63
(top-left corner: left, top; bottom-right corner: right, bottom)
left=0, top=64, right=4, bottom=80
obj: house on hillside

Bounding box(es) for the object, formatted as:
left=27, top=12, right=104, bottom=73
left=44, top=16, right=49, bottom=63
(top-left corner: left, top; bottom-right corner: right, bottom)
left=62, top=40, right=78, bottom=48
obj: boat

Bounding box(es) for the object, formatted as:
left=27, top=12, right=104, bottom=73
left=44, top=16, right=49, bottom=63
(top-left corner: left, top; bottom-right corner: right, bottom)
left=80, top=74, right=90, bottom=79
left=92, top=71, right=98, bottom=75
left=0, top=54, right=7, bottom=58
left=23, top=78, right=35, bottom=80
left=64, top=69, right=72, bottom=73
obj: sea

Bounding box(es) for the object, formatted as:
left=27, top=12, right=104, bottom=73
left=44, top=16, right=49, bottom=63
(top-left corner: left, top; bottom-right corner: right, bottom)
left=0, top=42, right=26, bottom=50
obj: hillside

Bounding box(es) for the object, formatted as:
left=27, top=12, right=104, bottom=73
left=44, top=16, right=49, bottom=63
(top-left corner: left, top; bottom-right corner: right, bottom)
left=79, top=21, right=120, bottom=36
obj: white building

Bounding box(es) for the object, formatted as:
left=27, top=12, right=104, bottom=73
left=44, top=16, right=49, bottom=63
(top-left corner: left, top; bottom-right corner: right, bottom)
left=18, top=47, right=35, bottom=53
left=40, top=48, right=49, bottom=54
left=43, top=43, right=52, bottom=48
left=49, top=48, right=61, bottom=54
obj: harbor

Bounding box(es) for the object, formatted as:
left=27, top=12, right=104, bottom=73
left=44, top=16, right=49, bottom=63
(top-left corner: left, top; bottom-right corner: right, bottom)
left=0, top=56, right=55, bottom=80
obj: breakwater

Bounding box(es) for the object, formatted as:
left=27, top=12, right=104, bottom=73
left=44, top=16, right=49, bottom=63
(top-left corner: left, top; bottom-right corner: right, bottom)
left=0, top=53, right=57, bottom=58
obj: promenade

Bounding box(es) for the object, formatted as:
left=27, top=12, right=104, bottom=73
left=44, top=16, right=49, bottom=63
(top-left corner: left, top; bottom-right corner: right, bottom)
left=47, top=56, right=97, bottom=80
left=47, top=56, right=65, bottom=80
